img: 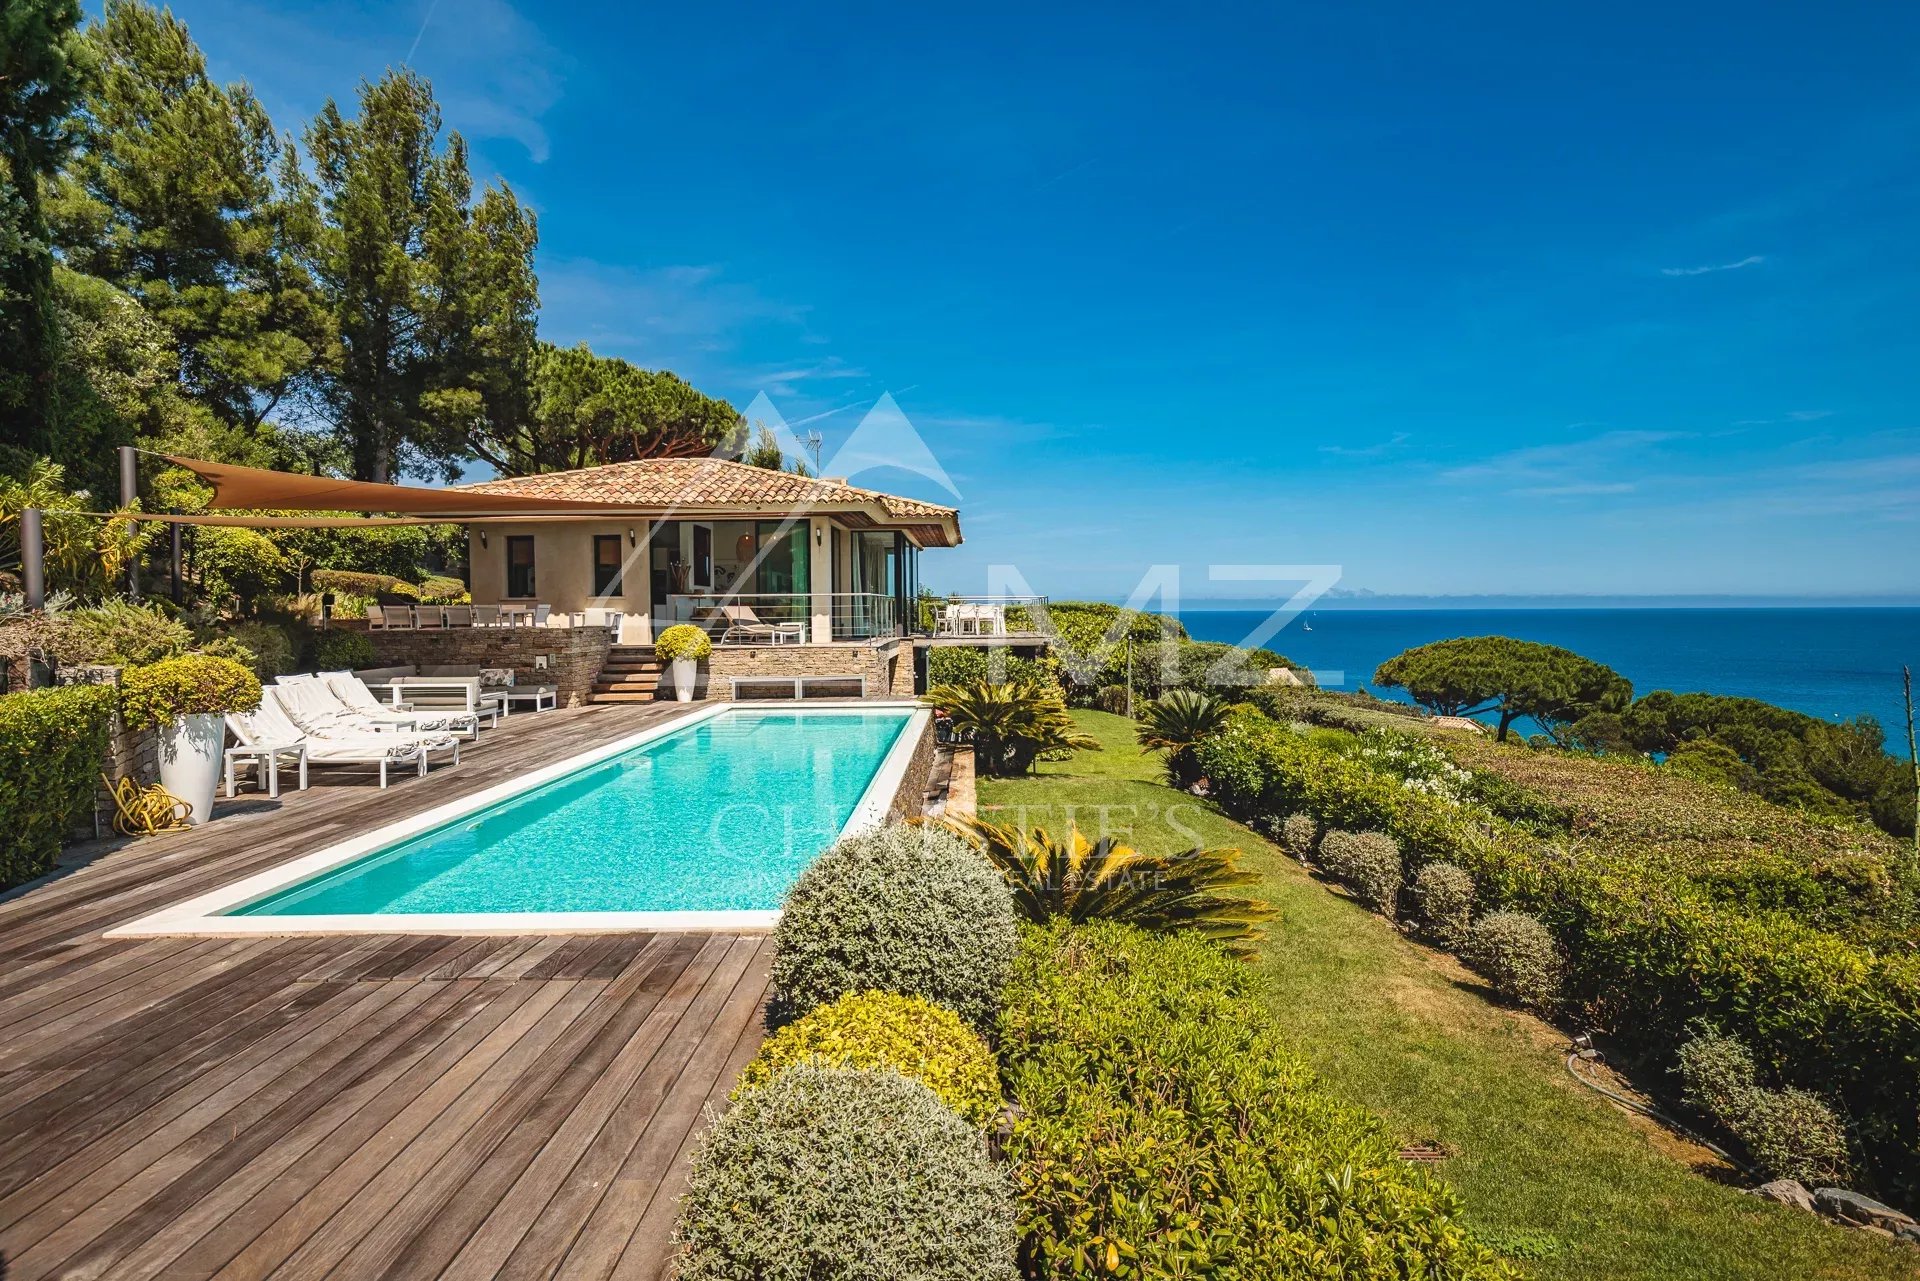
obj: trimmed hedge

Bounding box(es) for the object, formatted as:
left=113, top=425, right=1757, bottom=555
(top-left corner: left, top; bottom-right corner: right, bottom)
left=0, top=684, right=117, bottom=889
left=675, top=1066, right=1018, bottom=1281
left=737, top=991, right=1002, bottom=1125
left=1194, top=712, right=1920, bottom=1202
left=999, top=920, right=1512, bottom=1279
left=768, top=823, right=1017, bottom=1029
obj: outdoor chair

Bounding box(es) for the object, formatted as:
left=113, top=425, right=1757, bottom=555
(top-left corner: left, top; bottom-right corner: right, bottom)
left=228, top=701, right=429, bottom=790
left=472, top=604, right=500, bottom=627
left=310, top=672, right=483, bottom=740
left=366, top=604, right=388, bottom=630
left=718, top=604, right=806, bottom=645
left=443, top=605, right=474, bottom=627
left=414, top=606, right=446, bottom=630
left=267, top=682, right=461, bottom=769
left=380, top=605, right=414, bottom=630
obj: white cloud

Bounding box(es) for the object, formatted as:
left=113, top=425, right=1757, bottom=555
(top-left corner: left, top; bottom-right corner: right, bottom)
left=1660, top=254, right=1766, bottom=277
left=1319, top=431, right=1410, bottom=458
left=1442, top=429, right=1684, bottom=497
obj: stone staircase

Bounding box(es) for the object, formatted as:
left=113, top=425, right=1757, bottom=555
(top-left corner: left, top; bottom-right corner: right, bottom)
left=590, top=644, right=665, bottom=703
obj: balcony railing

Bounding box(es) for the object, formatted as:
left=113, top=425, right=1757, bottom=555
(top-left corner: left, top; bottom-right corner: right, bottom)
left=658, top=592, right=901, bottom=644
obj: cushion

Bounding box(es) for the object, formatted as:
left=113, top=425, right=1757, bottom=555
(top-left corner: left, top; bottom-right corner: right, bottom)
left=478, top=667, right=516, bottom=688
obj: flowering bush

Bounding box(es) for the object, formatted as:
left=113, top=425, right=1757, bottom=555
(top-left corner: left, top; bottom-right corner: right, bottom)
left=655, top=623, right=712, bottom=663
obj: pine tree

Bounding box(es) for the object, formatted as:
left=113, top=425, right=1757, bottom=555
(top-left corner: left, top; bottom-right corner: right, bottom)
left=48, top=0, right=324, bottom=434
left=0, top=0, right=89, bottom=460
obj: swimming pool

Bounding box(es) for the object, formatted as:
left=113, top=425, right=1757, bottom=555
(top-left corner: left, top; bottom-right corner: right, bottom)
left=108, top=702, right=929, bottom=936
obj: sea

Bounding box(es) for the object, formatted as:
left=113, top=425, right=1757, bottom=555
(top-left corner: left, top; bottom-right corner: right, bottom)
left=1175, top=607, right=1920, bottom=738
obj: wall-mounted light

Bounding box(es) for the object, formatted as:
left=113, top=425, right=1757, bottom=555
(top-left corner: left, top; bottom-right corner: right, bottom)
left=814, top=527, right=823, bottom=546
left=478, top=528, right=488, bottom=549
left=628, top=527, right=637, bottom=547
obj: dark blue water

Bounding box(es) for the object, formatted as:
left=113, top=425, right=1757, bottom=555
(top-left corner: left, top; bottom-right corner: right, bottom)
left=1179, top=608, right=1920, bottom=736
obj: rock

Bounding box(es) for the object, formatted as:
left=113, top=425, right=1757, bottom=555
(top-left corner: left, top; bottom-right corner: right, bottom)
left=1814, top=1187, right=1920, bottom=1236
left=1750, top=1180, right=1817, bottom=1213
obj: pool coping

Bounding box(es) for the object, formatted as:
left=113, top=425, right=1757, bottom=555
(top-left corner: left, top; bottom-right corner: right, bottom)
left=105, top=700, right=933, bottom=938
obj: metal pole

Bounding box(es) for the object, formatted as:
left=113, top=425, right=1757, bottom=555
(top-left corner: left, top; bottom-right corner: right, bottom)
left=170, top=524, right=183, bottom=604
left=118, top=445, right=139, bottom=599
left=21, top=508, right=46, bottom=609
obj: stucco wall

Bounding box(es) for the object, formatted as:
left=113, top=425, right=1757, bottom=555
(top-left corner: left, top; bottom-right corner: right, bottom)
left=467, top=521, right=652, bottom=631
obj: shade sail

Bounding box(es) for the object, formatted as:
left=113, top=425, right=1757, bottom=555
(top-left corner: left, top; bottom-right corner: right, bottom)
left=158, top=453, right=636, bottom=517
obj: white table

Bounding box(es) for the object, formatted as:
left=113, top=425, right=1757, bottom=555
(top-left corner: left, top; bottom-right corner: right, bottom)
left=224, top=741, right=309, bottom=799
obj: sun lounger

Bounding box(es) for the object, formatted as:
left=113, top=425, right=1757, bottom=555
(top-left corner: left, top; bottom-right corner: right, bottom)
left=264, top=684, right=461, bottom=770
left=227, top=703, right=428, bottom=790
left=718, top=604, right=806, bottom=645
left=304, top=672, right=485, bottom=740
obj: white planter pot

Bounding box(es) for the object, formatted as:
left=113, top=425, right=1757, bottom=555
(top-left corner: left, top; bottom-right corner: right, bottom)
left=158, top=712, right=224, bottom=826
left=670, top=657, right=699, bottom=702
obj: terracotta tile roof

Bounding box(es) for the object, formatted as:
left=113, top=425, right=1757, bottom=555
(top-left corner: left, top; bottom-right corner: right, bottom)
left=457, top=457, right=960, bottom=538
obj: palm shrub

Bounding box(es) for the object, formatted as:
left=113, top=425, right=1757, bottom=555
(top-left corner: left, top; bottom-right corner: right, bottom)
left=675, top=1066, right=1017, bottom=1281
left=1135, top=687, right=1230, bottom=788
left=999, top=921, right=1513, bottom=1279
left=1316, top=828, right=1404, bottom=917
left=922, top=680, right=1098, bottom=776
left=769, top=823, right=1017, bottom=1029
left=1410, top=862, right=1476, bottom=948
left=1463, top=911, right=1560, bottom=1008
left=947, top=816, right=1273, bottom=956
left=736, top=991, right=1001, bottom=1125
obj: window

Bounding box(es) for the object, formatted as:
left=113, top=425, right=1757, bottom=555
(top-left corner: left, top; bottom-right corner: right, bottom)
left=592, top=534, right=623, bottom=597
left=506, top=535, right=536, bottom=598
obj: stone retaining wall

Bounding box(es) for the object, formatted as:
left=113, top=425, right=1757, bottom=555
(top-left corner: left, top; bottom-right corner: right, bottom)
left=887, top=716, right=937, bottom=822
left=327, top=621, right=612, bottom=707
left=705, top=638, right=914, bottom=701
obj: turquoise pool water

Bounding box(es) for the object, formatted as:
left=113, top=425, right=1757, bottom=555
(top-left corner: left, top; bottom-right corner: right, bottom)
left=228, top=709, right=913, bottom=916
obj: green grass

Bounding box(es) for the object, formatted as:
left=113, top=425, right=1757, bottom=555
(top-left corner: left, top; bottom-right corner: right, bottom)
left=976, top=710, right=1918, bottom=1281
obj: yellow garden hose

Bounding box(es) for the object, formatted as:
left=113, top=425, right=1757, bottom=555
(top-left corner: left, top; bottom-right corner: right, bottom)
left=101, top=773, right=193, bottom=836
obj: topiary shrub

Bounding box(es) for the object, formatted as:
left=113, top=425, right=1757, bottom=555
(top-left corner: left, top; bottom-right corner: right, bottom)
left=655, top=622, right=712, bottom=663
left=675, top=1066, right=1017, bottom=1281
left=1676, top=1029, right=1852, bottom=1185
left=1278, top=812, right=1318, bottom=859
left=0, top=684, right=118, bottom=890
left=1409, top=862, right=1476, bottom=948
left=417, top=574, right=468, bottom=604
left=1316, top=828, right=1403, bottom=917
left=1463, top=910, right=1560, bottom=1008
left=736, top=991, right=1001, bottom=1125
left=118, top=654, right=262, bottom=730
left=312, top=628, right=377, bottom=672
left=770, top=823, right=1017, bottom=1030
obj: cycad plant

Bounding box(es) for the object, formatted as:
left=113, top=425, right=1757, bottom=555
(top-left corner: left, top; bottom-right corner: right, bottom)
left=923, top=679, right=1099, bottom=776
left=946, top=816, right=1274, bottom=955
left=1136, top=687, right=1230, bottom=787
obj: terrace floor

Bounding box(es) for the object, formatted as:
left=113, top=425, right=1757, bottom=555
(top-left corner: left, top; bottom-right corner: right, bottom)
left=0, top=701, right=771, bottom=1281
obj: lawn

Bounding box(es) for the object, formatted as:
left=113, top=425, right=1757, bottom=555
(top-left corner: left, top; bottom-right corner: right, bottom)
left=975, top=709, right=1918, bottom=1281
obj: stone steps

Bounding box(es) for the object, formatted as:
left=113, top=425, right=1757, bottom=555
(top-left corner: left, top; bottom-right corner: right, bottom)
left=591, top=645, right=665, bottom=703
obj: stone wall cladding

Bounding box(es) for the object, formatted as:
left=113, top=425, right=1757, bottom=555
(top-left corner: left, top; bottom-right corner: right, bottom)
left=887, top=717, right=936, bottom=822
left=705, top=638, right=912, bottom=701
left=329, top=621, right=612, bottom=707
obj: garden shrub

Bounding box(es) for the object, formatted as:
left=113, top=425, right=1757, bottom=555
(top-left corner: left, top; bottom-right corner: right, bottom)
left=769, top=823, right=1017, bottom=1029
left=922, top=680, right=1098, bottom=776
left=1462, top=911, right=1559, bottom=1008
left=311, top=569, right=419, bottom=603
left=926, top=645, right=1061, bottom=693
left=208, top=621, right=295, bottom=677
left=118, top=654, right=261, bottom=730
left=654, top=623, right=711, bottom=662
left=417, top=574, right=468, bottom=603
left=1677, top=1029, right=1852, bottom=1186
left=0, top=684, right=117, bottom=889
left=52, top=600, right=190, bottom=666
left=312, top=628, right=376, bottom=672
left=1092, top=683, right=1129, bottom=715
left=1191, top=713, right=1920, bottom=1200
left=736, top=991, right=1001, bottom=1125
left=1000, top=921, right=1512, bottom=1279
left=1278, top=812, right=1318, bottom=859
left=1410, top=862, right=1476, bottom=948
left=675, top=1065, right=1017, bottom=1281
left=1316, top=828, right=1403, bottom=917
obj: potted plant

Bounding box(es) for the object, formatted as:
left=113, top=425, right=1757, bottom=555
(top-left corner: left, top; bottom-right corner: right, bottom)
left=119, top=653, right=262, bottom=826
left=655, top=624, right=712, bottom=703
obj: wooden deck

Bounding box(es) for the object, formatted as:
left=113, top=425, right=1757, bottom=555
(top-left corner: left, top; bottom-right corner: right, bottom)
left=0, top=702, right=771, bottom=1280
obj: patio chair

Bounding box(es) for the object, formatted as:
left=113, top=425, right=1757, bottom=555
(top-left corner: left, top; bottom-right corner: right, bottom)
left=266, top=683, right=461, bottom=769
left=380, top=605, right=415, bottom=630
left=311, top=672, right=483, bottom=740
left=228, top=701, right=428, bottom=790
left=531, top=604, right=552, bottom=627
left=443, top=605, right=474, bottom=627
left=472, top=604, right=500, bottom=627
left=414, top=605, right=446, bottom=631
left=719, top=604, right=806, bottom=645
left=366, top=604, right=388, bottom=630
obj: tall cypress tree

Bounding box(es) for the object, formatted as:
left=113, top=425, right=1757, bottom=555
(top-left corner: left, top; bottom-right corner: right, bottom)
left=50, top=0, right=325, bottom=435
left=0, top=0, right=88, bottom=460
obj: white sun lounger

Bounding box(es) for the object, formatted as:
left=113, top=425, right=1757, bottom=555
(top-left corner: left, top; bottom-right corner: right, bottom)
left=227, top=703, right=427, bottom=790
left=293, top=672, right=485, bottom=741
left=264, top=684, right=461, bottom=771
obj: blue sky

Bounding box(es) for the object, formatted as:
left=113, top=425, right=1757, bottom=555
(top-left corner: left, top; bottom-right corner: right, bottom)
left=170, top=0, right=1920, bottom=600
